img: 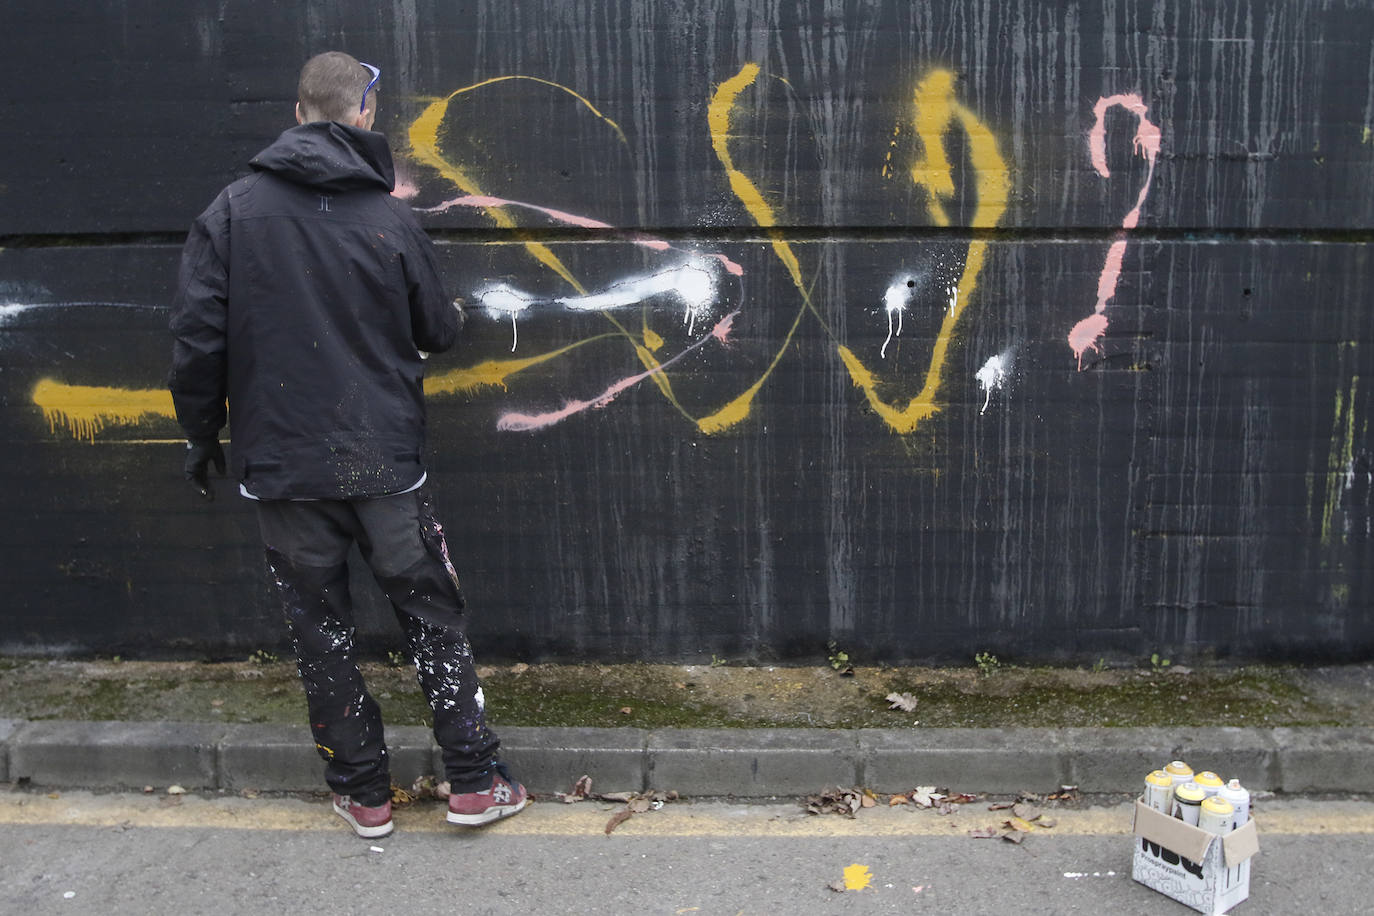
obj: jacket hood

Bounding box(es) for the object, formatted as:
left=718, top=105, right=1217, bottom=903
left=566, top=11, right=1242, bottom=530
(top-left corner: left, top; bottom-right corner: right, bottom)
left=249, top=121, right=396, bottom=192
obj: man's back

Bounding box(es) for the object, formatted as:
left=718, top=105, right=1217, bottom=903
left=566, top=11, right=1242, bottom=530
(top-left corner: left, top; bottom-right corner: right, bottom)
left=170, top=120, right=455, bottom=500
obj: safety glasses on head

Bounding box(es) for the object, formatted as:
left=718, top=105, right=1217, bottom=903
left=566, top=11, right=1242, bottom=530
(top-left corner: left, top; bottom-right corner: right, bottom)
left=359, top=62, right=380, bottom=114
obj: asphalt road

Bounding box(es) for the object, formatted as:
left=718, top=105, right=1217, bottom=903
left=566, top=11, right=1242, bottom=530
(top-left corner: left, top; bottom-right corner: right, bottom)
left=2, top=791, right=1371, bottom=914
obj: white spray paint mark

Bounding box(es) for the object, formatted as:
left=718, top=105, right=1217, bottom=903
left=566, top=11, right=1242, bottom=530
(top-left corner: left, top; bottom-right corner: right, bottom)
left=1063, top=872, right=1118, bottom=879
left=881, top=276, right=916, bottom=358
left=946, top=283, right=959, bottom=316
left=975, top=352, right=1011, bottom=415
left=0, top=303, right=37, bottom=325
left=474, top=256, right=721, bottom=351
left=474, top=686, right=485, bottom=712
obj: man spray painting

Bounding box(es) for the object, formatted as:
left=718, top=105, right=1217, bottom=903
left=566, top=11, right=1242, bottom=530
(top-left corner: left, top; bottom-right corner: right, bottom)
left=167, top=51, right=526, bottom=838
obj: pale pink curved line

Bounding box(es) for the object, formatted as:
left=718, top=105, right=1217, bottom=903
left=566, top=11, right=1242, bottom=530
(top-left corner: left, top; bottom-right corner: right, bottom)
left=1071, top=94, right=1161, bottom=369
left=497, top=311, right=740, bottom=431
left=420, top=194, right=744, bottom=275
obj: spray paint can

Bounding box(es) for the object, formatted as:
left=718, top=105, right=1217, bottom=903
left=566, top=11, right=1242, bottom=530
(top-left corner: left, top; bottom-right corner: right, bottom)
left=1144, top=769, right=1175, bottom=813
left=1172, top=781, right=1206, bottom=826
left=1199, top=795, right=1235, bottom=835
left=1194, top=770, right=1224, bottom=797
left=1165, top=760, right=1194, bottom=787
left=1218, top=778, right=1251, bottom=829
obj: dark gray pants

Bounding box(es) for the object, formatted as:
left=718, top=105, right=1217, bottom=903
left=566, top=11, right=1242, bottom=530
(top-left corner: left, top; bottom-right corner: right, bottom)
left=256, top=490, right=500, bottom=806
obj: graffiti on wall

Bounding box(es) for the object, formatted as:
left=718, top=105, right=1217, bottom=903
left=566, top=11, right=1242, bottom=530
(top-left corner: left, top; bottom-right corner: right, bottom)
left=23, top=66, right=1160, bottom=444
left=1067, top=94, right=1162, bottom=370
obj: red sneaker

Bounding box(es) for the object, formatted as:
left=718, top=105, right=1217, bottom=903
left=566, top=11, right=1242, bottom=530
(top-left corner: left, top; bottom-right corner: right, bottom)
left=446, top=770, right=528, bottom=826
left=332, top=794, right=394, bottom=838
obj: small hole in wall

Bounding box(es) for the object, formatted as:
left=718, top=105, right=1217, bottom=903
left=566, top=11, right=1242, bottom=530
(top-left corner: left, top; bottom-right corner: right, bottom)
left=1242, top=288, right=1252, bottom=297
left=907, top=280, right=916, bottom=288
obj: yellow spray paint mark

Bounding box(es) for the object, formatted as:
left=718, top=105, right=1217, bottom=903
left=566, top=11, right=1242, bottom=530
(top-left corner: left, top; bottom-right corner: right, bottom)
left=32, top=379, right=174, bottom=442
left=643, top=322, right=664, bottom=352
left=426, top=335, right=617, bottom=394
left=314, top=743, right=335, bottom=759
left=408, top=76, right=626, bottom=296
left=839, top=68, right=1010, bottom=433
left=409, top=86, right=588, bottom=297
left=695, top=63, right=812, bottom=434
left=409, top=77, right=689, bottom=416
left=1321, top=365, right=1362, bottom=547
left=842, top=864, right=873, bottom=890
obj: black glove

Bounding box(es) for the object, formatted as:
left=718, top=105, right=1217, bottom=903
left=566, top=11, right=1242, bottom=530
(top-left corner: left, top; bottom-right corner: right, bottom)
left=184, top=437, right=226, bottom=501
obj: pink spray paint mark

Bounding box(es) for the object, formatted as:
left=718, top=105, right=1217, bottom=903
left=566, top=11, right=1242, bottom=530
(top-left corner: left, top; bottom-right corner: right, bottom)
left=421, top=194, right=744, bottom=275
left=1068, top=94, right=1161, bottom=370
left=496, top=311, right=740, bottom=432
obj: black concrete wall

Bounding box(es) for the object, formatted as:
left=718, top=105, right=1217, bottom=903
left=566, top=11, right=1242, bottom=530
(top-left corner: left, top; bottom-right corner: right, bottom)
left=3, top=0, right=1372, bottom=663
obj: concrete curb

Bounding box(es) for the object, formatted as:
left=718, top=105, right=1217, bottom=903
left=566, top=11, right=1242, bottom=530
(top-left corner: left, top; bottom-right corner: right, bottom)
left=3, top=720, right=1372, bottom=797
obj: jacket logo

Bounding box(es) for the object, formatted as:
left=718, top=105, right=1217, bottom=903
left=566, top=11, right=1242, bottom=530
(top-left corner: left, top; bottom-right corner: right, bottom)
left=319, top=195, right=332, bottom=212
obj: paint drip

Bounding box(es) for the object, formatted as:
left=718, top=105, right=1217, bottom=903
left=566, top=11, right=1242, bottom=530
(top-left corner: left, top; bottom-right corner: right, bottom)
left=975, top=352, right=1010, bottom=415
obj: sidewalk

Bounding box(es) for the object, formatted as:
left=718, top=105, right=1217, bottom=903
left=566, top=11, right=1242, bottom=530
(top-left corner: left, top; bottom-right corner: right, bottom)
left=5, top=719, right=1373, bottom=797
left=4, top=659, right=1373, bottom=797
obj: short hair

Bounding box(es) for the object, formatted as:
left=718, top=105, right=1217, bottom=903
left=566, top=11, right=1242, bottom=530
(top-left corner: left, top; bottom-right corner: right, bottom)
left=297, top=51, right=375, bottom=124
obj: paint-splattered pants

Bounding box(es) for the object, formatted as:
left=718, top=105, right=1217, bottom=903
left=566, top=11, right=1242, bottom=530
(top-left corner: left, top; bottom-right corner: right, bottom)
left=256, top=490, right=501, bottom=807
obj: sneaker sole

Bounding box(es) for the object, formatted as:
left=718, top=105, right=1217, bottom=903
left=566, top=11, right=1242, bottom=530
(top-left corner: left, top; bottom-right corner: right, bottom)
left=446, top=797, right=528, bottom=826
left=333, top=802, right=395, bottom=838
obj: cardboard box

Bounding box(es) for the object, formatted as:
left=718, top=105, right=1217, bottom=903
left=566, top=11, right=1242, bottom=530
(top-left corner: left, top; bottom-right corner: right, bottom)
left=1132, top=799, right=1260, bottom=915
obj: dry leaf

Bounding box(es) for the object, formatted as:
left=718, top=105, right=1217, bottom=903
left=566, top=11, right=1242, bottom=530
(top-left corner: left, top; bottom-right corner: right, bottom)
left=1000, top=829, right=1027, bottom=844
left=1012, top=803, right=1042, bottom=820
left=629, top=797, right=653, bottom=814
left=1006, top=816, right=1037, bottom=832
left=1035, top=816, right=1057, bottom=829
left=910, top=787, right=944, bottom=808
left=968, top=827, right=1001, bottom=839
left=166, top=785, right=186, bottom=796
left=885, top=692, right=918, bottom=712
left=805, top=786, right=864, bottom=818
left=509, top=663, right=529, bottom=675
left=889, top=795, right=910, bottom=806
left=605, top=809, right=634, bottom=834
left=390, top=785, right=416, bottom=805
left=619, top=707, right=634, bottom=715
left=557, top=775, right=593, bottom=803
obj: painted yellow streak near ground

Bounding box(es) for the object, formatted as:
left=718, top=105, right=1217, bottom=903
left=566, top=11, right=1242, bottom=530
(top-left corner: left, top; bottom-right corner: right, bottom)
left=4, top=794, right=1371, bottom=838
left=32, top=379, right=174, bottom=442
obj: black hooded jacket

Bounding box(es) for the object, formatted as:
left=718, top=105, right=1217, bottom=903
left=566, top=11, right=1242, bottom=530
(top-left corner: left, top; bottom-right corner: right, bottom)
left=169, top=121, right=456, bottom=500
